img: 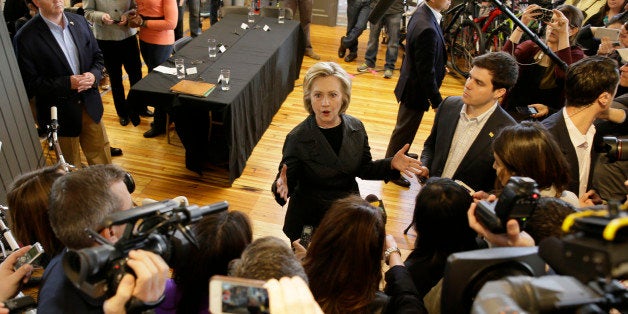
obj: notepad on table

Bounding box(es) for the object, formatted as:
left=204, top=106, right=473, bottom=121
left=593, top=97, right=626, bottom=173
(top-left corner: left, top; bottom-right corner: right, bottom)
left=170, top=80, right=216, bottom=97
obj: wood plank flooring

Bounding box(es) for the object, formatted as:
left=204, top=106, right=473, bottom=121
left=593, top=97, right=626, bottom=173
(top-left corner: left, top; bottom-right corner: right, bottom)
left=78, top=21, right=467, bottom=250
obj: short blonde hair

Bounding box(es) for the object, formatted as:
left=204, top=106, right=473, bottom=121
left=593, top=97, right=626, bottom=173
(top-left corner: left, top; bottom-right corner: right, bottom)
left=302, top=62, right=351, bottom=115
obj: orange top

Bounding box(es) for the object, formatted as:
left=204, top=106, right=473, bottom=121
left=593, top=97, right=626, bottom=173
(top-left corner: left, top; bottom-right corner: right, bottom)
left=136, top=0, right=177, bottom=45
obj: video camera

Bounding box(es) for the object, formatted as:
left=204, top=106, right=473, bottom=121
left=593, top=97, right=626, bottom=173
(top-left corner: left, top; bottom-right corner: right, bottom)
left=474, top=176, right=540, bottom=233
left=470, top=201, right=628, bottom=313
left=63, top=199, right=228, bottom=300
left=602, top=136, right=627, bottom=162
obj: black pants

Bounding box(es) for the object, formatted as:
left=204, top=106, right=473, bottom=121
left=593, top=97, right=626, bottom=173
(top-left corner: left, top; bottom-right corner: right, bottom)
left=98, top=35, right=143, bottom=119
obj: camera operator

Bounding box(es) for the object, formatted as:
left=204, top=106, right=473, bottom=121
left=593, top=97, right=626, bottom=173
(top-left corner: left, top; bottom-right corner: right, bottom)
left=0, top=246, right=34, bottom=303
left=38, top=164, right=168, bottom=313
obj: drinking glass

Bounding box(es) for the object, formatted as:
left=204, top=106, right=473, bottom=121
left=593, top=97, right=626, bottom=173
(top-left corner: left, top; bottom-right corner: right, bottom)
left=278, top=8, right=285, bottom=24
left=220, top=68, right=231, bottom=91
left=208, top=38, right=217, bottom=59
left=175, top=58, right=185, bottom=79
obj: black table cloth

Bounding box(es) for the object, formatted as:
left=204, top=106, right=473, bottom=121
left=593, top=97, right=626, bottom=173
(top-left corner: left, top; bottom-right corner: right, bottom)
left=128, top=14, right=304, bottom=184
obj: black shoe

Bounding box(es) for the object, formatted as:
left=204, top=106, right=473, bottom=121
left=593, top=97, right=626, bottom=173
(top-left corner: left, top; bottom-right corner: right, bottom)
left=344, top=52, right=357, bottom=63
left=139, top=108, right=154, bottom=117
left=130, top=113, right=141, bottom=126
left=143, top=127, right=165, bottom=138
left=338, top=36, right=347, bottom=58
left=407, top=153, right=418, bottom=159
left=119, top=117, right=130, bottom=126
left=390, top=177, right=411, bottom=188
left=110, top=147, right=123, bottom=157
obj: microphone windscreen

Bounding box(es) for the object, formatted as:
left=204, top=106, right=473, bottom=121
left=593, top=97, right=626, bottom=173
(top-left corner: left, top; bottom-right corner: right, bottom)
left=51, top=106, right=58, bottom=120
left=365, top=194, right=380, bottom=203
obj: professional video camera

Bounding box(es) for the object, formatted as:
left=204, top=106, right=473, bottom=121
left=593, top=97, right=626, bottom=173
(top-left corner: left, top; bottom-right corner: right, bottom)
left=63, top=199, right=228, bottom=300
left=602, top=136, right=627, bottom=162
left=471, top=201, right=628, bottom=313
left=475, top=176, right=540, bottom=233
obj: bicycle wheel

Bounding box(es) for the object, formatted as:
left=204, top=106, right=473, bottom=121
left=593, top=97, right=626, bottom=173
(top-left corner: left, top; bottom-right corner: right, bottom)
left=450, top=19, right=484, bottom=78
left=485, top=23, right=510, bottom=53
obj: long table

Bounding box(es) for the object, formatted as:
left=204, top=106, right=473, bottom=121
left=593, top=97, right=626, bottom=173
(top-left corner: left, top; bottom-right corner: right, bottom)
left=128, top=14, right=304, bottom=184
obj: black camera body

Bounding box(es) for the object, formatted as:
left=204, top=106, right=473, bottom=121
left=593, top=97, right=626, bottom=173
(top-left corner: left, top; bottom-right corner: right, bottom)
left=475, top=176, right=540, bottom=233
left=63, top=199, right=228, bottom=300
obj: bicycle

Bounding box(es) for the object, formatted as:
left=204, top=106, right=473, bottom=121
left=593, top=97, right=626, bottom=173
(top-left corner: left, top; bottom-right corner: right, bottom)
left=442, top=0, right=485, bottom=77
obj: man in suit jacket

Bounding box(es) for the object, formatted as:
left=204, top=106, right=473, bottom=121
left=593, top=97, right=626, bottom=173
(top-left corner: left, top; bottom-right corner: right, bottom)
left=420, top=52, right=519, bottom=193
left=14, top=0, right=112, bottom=166
left=385, top=0, right=449, bottom=187
left=542, top=56, right=626, bottom=202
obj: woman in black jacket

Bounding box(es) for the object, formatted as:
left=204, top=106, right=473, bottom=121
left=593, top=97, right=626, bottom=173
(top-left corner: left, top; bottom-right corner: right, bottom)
left=271, top=61, right=423, bottom=241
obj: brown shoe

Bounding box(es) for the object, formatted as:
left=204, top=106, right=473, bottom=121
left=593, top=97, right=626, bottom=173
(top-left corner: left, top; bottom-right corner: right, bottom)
left=99, top=73, right=110, bottom=90
left=305, top=49, right=320, bottom=60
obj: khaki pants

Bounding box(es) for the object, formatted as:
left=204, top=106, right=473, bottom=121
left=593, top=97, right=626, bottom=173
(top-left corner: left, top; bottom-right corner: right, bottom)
left=58, top=107, right=112, bottom=166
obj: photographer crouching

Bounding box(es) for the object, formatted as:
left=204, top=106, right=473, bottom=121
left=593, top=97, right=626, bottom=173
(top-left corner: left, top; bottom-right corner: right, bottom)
left=37, top=165, right=169, bottom=314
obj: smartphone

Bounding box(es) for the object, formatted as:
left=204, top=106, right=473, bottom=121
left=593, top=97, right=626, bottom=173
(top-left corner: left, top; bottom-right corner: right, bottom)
left=14, top=242, right=44, bottom=271
left=300, top=225, right=313, bottom=249
left=516, top=106, right=538, bottom=116
left=209, top=275, right=269, bottom=314
left=454, top=180, right=476, bottom=195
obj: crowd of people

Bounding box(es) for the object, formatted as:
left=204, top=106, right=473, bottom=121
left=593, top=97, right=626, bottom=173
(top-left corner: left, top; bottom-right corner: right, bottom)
left=1, top=0, right=628, bottom=312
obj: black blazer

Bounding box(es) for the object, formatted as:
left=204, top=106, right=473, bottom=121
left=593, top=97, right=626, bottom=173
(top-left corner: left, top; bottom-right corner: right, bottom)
left=420, top=97, right=517, bottom=192
left=14, top=13, right=105, bottom=137
left=394, top=2, right=446, bottom=110
left=542, top=110, right=600, bottom=195
left=272, top=114, right=399, bottom=240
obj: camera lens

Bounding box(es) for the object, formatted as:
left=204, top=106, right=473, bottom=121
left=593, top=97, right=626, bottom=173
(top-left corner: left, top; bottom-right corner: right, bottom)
left=602, top=136, right=627, bottom=162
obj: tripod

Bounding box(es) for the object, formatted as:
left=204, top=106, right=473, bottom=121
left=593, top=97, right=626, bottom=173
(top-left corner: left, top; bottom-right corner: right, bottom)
left=46, top=106, right=74, bottom=172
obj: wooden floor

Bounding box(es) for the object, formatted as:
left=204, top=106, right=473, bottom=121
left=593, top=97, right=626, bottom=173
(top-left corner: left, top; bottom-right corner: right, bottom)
left=88, top=21, right=467, bottom=250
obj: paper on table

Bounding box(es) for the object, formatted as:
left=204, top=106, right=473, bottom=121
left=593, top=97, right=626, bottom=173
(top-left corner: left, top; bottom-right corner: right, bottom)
left=154, top=65, right=177, bottom=75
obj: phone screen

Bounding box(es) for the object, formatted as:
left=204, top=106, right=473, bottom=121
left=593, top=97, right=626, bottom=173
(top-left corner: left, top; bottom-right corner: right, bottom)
left=209, top=276, right=269, bottom=314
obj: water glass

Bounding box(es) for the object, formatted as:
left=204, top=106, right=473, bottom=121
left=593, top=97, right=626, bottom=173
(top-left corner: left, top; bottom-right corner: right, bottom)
left=175, top=58, right=185, bottom=79
left=248, top=8, right=255, bottom=23
left=220, top=68, right=231, bottom=91
left=278, top=8, right=285, bottom=24
left=208, top=38, right=217, bottom=59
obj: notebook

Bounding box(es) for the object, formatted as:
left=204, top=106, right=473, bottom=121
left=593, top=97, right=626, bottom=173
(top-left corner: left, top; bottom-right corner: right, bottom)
left=170, top=80, right=216, bottom=97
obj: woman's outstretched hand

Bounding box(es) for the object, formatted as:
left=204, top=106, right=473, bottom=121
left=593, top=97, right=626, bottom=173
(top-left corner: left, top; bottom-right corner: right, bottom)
left=276, top=164, right=289, bottom=202
left=391, top=144, right=429, bottom=178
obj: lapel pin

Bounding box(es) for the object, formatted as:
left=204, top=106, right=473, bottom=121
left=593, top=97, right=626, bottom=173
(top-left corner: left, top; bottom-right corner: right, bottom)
left=70, top=21, right=74, bottom=25
left=489, top=132, right=494, bottom=138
